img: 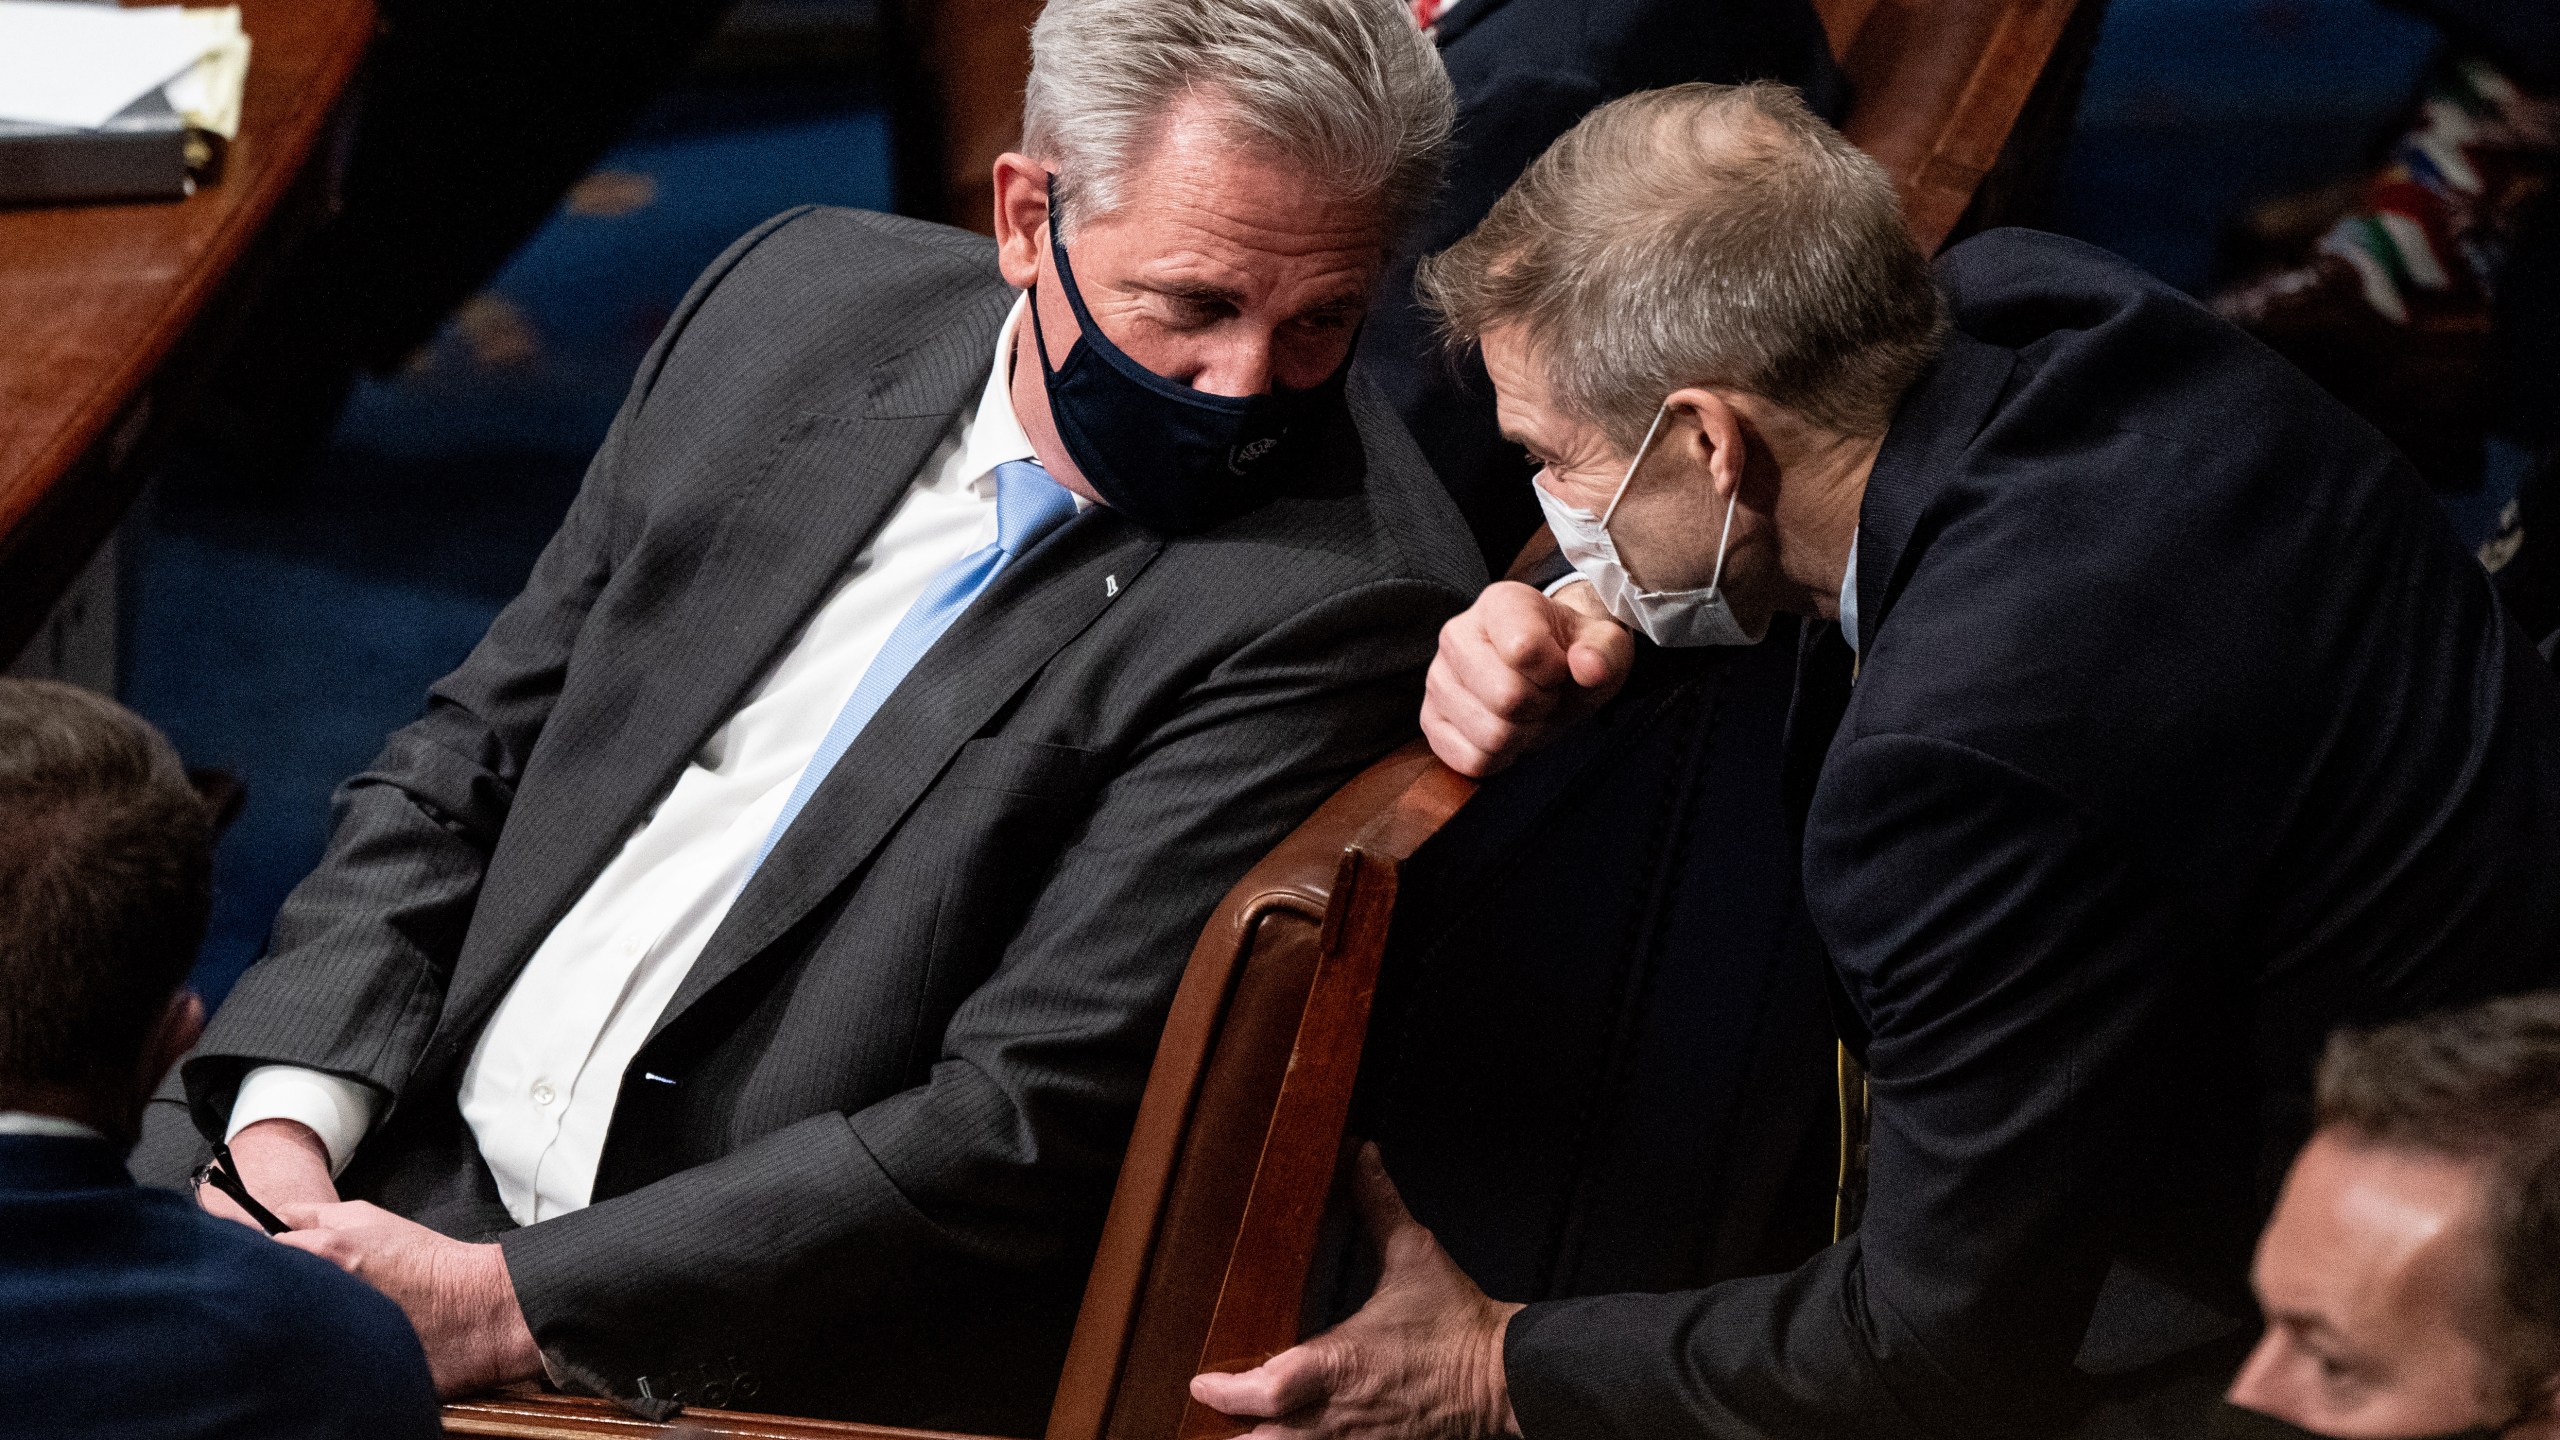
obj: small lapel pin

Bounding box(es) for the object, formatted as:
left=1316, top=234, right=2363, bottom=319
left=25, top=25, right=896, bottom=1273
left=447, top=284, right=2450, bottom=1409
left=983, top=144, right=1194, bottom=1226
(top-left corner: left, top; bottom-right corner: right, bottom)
left=1105, top=575, right=1119, bottom=597
left=643, top=1072, right=677, bottom=1085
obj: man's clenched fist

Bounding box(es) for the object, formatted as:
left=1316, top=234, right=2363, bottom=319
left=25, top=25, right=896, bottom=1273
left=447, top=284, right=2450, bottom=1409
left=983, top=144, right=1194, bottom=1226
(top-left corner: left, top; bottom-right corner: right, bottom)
left=1421, top=580, right=1633, bottom=777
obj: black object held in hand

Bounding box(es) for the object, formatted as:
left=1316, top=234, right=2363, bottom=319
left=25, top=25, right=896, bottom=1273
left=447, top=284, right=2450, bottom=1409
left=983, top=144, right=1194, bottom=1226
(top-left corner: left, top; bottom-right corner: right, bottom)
left=193, top=1140, right=292, bottom=1235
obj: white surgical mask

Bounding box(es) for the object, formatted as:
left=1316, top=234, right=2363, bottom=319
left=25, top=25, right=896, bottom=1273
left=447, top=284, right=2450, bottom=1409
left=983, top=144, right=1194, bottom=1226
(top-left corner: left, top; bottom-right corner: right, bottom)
left=1535, top=400, right=1764, bottom=648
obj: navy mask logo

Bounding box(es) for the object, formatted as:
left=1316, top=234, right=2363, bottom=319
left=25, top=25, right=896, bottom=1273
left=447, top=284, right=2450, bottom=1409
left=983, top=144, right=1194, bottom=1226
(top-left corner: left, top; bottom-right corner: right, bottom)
left=1028, top=176, right=1356, bottom=535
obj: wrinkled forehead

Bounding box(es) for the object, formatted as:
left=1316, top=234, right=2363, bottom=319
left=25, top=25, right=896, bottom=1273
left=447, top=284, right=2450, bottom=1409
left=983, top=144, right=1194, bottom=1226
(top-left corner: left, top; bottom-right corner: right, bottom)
left=1481, top=324, right=1622, bottom=469
left=1071, top=99, right=1390, bottom=269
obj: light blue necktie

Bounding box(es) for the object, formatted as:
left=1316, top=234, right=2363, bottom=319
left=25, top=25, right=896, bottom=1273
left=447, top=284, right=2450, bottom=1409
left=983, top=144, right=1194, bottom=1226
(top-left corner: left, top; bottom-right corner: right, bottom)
left=750, top=459, right=1077, bottom=871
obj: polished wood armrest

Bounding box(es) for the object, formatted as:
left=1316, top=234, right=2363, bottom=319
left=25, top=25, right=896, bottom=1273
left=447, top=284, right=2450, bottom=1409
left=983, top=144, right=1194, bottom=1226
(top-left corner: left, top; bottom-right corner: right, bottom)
left=445, top=1389, right=985, bottom=1438
left=1056, top=741, right=1471, bottom=1440
left=1501, top=526, right=1562, bottom=586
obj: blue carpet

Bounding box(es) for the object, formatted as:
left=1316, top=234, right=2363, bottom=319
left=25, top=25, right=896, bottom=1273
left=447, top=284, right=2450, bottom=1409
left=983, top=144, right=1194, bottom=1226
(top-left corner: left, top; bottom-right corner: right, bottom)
left=129, top=6, right=2490, bottom=1004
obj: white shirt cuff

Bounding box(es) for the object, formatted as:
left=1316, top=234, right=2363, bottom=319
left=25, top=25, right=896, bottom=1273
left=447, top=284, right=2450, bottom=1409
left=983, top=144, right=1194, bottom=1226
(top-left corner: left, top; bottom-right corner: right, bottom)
left=227, top=1065, right=375, bottom=1176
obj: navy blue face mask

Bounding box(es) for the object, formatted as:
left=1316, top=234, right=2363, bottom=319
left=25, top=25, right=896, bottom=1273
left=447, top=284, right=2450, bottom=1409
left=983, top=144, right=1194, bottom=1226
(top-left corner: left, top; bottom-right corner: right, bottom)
left=1029, top=178, right=1357, bottom=535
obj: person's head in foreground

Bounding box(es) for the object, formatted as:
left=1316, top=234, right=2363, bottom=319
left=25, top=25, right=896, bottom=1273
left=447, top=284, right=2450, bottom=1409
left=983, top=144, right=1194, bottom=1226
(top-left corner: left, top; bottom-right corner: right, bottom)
left=0, top=678, right=209, bottom=1142
left=996, top=0, right=1450, bottom=530
left=2226, top=993, right=2560, bottom=1440
left=0, top=678, right=439, bottom=1438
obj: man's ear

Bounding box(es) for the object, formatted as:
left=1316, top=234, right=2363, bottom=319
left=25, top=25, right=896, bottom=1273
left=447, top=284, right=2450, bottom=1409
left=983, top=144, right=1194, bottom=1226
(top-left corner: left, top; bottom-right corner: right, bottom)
left=139, top=990, right=204, bottom=1104
left=1664, top=388, right=1751, bottom=506
left=992, top=153, right=1053, bottom=291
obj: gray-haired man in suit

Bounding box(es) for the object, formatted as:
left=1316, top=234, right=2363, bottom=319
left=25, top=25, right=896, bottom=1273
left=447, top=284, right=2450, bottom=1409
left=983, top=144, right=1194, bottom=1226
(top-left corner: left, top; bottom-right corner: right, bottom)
left=132, top=0, right=1477, bottom=1426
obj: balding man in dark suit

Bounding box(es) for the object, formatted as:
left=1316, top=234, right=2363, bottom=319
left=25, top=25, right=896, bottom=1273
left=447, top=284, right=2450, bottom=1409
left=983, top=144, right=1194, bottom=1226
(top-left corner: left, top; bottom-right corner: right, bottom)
left=1200, top=81, right=2560, bottom=1440
left=1368, top=0, right=1842, bottom=570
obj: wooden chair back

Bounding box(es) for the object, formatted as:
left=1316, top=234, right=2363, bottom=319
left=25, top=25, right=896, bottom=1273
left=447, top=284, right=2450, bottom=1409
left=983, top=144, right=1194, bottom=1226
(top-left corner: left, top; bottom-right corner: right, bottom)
left=1044, top=742, right=1472, bottom=1440
left=1812, top=0, right=2088, bottom=250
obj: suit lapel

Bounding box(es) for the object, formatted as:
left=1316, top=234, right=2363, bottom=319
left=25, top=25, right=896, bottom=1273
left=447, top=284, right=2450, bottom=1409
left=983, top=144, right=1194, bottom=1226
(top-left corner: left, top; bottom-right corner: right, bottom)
left=443, top=282, right=1019, bottom=1049
left=1782, top=330, right=2017, bottom=1063
left=1855, top=329, right=2015, bottom=651
left=1780, top=617, right=1855, bottom=841
left=650, top=507, right=1162, bottom=1040
left=1774, top=330, right=2018, bottom=833
left=1776, top=330, right=2015, bottom=819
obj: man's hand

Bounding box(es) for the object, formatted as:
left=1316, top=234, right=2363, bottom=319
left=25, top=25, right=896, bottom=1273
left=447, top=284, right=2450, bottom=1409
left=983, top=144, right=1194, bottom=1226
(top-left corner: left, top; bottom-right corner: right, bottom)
left=1190, top=1144, right=1523, bottom=1440
left=200, top=1117, right=338, bottom=1230
left=276, top=1199, right=543, bottom=1397
left=1422, top=581, right=1632, bottom=778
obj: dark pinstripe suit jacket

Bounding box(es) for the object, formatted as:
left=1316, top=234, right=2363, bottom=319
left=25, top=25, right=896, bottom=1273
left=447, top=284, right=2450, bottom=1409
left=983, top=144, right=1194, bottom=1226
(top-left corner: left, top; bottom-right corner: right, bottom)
left=132, top=207, right=1484, bottom=1430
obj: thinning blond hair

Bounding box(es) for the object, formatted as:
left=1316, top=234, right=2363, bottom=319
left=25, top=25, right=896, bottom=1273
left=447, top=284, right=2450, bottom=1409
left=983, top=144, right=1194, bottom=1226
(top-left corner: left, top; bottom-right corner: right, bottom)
left=1418, top=82, right=1946, bottom=446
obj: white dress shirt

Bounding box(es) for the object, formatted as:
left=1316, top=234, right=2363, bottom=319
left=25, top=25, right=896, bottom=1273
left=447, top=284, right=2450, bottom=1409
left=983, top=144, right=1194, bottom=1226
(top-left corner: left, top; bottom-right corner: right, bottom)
left=232, top=296, right=1051, bottom=1226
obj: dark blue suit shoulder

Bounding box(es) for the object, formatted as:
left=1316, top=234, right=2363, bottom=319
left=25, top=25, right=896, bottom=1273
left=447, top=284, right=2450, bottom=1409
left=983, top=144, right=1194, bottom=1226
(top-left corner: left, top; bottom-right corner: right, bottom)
left=128, top=1195, right=442, bottom=1431
left=0, top=1172, right=441, bottom=1440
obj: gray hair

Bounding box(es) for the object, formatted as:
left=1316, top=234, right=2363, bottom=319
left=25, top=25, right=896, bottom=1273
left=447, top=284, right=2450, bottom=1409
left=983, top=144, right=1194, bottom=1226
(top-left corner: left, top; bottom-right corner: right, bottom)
left=1417, top=82, right=1947, bottom=444
left=1021, top=0, right=1453, bottom=241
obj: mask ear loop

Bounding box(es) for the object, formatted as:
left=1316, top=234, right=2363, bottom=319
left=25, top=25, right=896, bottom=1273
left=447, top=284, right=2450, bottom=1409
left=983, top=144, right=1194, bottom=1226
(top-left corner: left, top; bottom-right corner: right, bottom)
left=1599, top=399, right=1735, bottom=596
left=1598, top=400, right=1674, bottom=529
left=1705, top=487, right=1739, bottom=596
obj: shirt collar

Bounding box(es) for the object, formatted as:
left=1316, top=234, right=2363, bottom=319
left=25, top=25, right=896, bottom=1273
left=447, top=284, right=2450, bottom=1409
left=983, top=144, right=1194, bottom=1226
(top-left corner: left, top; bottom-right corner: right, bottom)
left=0, top=1119, right=132, bottom=1195
left=954, top=294, right=1055, bottom=499
left=0, top=1111, right=107, bottom=1142
left=1840, top=526, right=1862, bottom=653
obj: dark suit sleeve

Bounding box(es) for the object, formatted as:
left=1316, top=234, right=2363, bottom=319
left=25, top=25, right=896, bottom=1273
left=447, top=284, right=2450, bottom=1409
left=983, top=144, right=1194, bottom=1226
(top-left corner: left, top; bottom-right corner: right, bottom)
left=130, top=214, right=814, bottom=1184
left=1506, top=732, right=2222, bottom=1440
left=492, top=573, right=1461, bottom=1396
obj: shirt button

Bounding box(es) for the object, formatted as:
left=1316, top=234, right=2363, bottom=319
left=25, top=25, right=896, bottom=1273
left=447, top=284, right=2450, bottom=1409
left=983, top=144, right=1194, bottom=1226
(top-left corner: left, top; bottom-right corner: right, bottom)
left=531, top=1082, right=558, bottom=1106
